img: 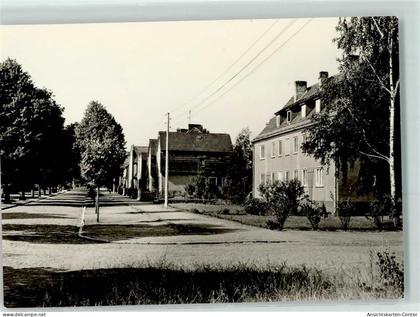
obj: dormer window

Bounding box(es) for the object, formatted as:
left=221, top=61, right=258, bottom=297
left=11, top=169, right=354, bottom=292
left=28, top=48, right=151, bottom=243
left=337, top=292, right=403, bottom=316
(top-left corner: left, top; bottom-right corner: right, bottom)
left=315, top=99, right=321, bottom=113
left=276, top=115, right=280, bottom=128
left=287, top=110, right=292, bottom=123
left=301, top=104, right=307, bottom=118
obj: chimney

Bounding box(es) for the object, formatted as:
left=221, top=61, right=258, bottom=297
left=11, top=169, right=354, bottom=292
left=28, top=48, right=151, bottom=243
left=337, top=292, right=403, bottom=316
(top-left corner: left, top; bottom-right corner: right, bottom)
left=294, top=81, right=307, bottom=101
left=188, top=124, right=204, bottom=133
left=318, top=71, right=329, bottom=86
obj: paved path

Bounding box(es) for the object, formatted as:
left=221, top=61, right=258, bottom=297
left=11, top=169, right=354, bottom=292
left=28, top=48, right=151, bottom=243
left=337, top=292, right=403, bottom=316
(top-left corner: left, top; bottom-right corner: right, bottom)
left=1, top=189, right=403, bottom=273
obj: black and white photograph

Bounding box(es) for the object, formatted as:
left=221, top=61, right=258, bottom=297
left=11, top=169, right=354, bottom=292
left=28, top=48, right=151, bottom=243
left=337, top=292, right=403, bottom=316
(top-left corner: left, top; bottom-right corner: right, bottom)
left=0, top=16, right=404, bottom=308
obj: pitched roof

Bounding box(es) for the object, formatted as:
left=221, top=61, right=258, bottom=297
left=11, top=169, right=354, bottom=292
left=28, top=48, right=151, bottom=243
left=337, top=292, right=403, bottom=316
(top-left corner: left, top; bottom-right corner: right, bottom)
left=254, top=81, right=324, bottom=142
left=148, top=139, right=158, bottom=155
left=276, top=82, right=320, bottom=114
left=132, top=145, right=148, bottom=154
left=158, top=131, right=233, bottom=153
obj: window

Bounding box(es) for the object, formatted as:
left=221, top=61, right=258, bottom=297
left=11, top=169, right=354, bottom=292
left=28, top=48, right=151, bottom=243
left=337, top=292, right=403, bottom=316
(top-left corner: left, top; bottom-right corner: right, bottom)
left=260, top=145, right=265, bottom=159
left=271, top=172, right=276, bottom=182
left=276, top=115, right=280, bottom=127
left=315, top=99, right=321, bottom=113
left=260, top=174, right=266, bottom=185
left=285, top=138, right=290, bottom=155
left=271, top=142, right=276, bottom=158
left=208, top=176, right=218, bottom=187
left=277, top=171, right=283, bottom=182
left=293, top=136, right=299, bottom=153
left=294, top=169, right=299, bottom=180
left=302, top=133, right=307, bottom=144
left=287, top=110, right=292, bottom=123
left=301, top=104, right=306, bottom=118
left=285, top=171, right=290, bottom=182
left=315, top=167, right=324, bottom=187
left=302, top=169, right=308, bottom=186
left=278, top=140, right=283, bottom=156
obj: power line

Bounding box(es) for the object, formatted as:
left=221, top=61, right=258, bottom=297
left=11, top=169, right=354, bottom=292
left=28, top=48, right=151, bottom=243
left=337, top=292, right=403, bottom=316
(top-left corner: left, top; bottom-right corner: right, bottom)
left=169, top=20, right=280, bottom=117
left=171, top=20, right=297, bottom=123
left=174, top=19, right=313, bottom=123
left=150, top=20, right=281, bottom=129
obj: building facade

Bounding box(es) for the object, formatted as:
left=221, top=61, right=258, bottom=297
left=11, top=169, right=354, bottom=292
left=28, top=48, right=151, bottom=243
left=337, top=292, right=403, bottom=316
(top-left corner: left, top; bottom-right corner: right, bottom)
left=120, top=145, right=148, bottom=199
left=253, top=72, right=338, bottom=211
left=146, top=138, right=158, bottom=193
left=153, top=124, right=233, bottom=198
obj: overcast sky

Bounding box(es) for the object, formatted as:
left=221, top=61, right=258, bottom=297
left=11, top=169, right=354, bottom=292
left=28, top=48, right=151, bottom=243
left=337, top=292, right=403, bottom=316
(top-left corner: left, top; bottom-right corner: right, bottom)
left=0, top=17, right=340, bottom=147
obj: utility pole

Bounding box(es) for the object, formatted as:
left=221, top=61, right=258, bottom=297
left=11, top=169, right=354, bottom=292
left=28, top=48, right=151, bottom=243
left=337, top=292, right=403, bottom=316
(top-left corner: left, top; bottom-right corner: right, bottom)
left=164, top=112, right=170, bottom=208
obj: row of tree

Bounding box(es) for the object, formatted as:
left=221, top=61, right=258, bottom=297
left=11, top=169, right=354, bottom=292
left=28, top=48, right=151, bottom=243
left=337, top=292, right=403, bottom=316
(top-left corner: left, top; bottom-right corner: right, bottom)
left=0, top=59, right=78, bottom=201
left=0, top=58, right=127, bottom=212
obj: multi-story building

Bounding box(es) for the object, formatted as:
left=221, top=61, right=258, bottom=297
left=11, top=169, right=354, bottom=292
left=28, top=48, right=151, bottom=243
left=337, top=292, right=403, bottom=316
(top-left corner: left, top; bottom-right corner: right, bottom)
left=153, top=124, right=233, bottom=197
left=252, top=72, right=338, bottom=211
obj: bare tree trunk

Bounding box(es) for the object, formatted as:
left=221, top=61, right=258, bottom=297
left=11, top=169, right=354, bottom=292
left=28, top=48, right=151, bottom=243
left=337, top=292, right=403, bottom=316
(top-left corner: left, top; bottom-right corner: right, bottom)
left=388, top=22, right=399, bottom=228
left=389, top=30, right=396, bottom=200
left=3, top=185, right=11, bottom=203
left=96, top=186, right=100, bottom=223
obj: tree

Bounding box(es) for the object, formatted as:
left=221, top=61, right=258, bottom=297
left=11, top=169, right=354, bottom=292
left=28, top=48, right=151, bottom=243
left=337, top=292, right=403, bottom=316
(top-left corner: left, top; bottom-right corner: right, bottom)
left=57, top=123, right=81, bottom=188
left=223, top=128, right=253, bottom=203
left=75, top=101, right=126, bottom=221
left=0, top=58, right=66, bottom=201
left=302, top=17, right=401, bottom=224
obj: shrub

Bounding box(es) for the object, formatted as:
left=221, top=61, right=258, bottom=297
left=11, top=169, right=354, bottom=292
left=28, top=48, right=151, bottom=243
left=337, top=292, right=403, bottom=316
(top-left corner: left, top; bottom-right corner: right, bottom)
left=184, top=175, right=215, bottom=200
left=299, top=198, right=328, bottom=230
left=205, top=181, right=220, bottom=199
left=244, top=197, right=268, bottom=216
left=195, top=176, right=206, bottom=199
left=336, top=199, right=356, bottom=231
left=259, top=179, right=304, bottom=231
left=376, top=249, right=404, bottom=294
left=185, top=183, right=195, bottom=197
left=140, top=190, right=156, bottom=202
left=368, top=194, right=403, bottom=230
left=368, top=196, right=392, bottom=230
left=220, top=208, right=230, bottom=215
left=191, top=208, right=201, bottom=214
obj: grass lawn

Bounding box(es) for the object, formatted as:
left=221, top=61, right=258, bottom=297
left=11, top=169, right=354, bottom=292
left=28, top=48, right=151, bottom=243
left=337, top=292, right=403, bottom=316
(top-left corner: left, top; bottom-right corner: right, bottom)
left=3, top=253, right=403, bottom=307
left=171, top=203, right=397, bottom=231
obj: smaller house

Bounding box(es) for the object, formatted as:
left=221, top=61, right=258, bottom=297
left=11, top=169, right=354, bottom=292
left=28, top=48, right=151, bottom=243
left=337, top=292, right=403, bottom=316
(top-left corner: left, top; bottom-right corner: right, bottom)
left=119, top=153, right=130, bottom=195
left=146, top=138, right=158, bottom=193
left=120, top=145, right=148, bottom=199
